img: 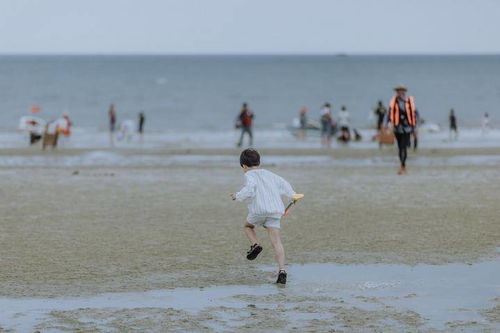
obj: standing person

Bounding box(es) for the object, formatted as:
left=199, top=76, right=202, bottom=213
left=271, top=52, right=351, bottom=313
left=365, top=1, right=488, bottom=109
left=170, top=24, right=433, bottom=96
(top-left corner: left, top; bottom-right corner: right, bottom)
left=138, top=111, right=145, bottom=143
left=449, top=109, right=458, bottom=140
left=60, top=113, right=72, bottom=137
left=387, top=85, right=417, bottom=175
left=411, top=109, right=421, bottom=151
left=482, top=112, right=491, bottom=135
left=138, top=112, right=145, bottom=133
left=337, top=105, right=351, bottom=143
left=108, top=104, right=116, bottom=132
left=108, top=104, right=116, bottom=145
left=320, top=103, right=333, bottom=147
left=374, top=100, right=387, bottom=130
left=237, top=103, right=254, bottom=147
left=231, top=149, right=298, bottom=284
left=298, top=106, right=308, bottom=139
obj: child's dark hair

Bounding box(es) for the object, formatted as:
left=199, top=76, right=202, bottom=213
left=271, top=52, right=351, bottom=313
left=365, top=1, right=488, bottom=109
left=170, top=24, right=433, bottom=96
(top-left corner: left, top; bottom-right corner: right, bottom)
left=240, top=148, right=260, bottom=167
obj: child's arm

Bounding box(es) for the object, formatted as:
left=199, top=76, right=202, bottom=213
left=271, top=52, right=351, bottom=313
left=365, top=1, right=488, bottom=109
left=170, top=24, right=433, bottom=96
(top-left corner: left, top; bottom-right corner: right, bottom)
left=279, top=177, right=296, bottom=200
left=234, top=175, right=256, bottom=201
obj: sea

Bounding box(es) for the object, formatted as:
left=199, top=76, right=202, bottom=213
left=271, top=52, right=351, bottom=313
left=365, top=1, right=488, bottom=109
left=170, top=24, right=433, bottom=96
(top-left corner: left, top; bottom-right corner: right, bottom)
left=1, top=55, right=499, bottom=149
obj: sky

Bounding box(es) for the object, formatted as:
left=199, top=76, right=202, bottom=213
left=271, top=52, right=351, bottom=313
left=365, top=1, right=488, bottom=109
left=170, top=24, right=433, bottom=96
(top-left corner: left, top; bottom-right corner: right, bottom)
left=0, top=0, right=499, bottom=54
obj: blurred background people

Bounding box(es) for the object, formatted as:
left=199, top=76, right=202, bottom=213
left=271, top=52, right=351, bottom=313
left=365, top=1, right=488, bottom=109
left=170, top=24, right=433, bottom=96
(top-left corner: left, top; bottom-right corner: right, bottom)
left=298, top=106, right=308, bottom=139
left=108, top=104, right=116, bottom=132
left=411, top=109, right=420, bottom=151
left=236, top=102, right=254, bottom=147
left=320, top=103, right=333, bottom=147
left=337, top=105, right=351, bottom=143
left=449, top=109, right=458, bottom=140
left=138, top=111, right=145, bottom=142
left=482, top=112, right=491, bottom=135
left=108, top=104, right=116, bottom=145
left=374, top=100, right=387, bottom=131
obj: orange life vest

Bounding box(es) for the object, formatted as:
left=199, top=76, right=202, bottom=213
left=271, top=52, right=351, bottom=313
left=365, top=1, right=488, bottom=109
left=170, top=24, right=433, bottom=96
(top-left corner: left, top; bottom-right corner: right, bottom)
left=389, top=96, right=416, bottom=127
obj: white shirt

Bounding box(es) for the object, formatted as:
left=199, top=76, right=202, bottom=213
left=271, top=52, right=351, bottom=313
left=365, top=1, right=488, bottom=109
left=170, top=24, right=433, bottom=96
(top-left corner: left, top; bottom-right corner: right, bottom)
left=320, top=107, right=331, bottom=117
left=236, top=169, right=295, bottom=217
left=338, top=110, right=350, bottom=127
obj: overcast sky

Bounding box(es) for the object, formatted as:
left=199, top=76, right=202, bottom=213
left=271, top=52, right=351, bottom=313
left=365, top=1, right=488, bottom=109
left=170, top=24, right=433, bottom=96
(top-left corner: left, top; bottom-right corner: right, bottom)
left=0, top=0, right=499, bottom=54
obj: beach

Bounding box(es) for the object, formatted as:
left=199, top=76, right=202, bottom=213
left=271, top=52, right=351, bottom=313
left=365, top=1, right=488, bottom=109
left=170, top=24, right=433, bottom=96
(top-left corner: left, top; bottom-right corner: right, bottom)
left=1, top=146, right=499, bottom=331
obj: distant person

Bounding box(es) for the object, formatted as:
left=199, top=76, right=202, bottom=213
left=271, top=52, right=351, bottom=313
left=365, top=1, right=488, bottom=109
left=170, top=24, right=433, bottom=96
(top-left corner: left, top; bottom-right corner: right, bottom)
left=482, top=112, right=491, bottom=135
left=337, top=105, right=351, bottom=143
left=320, top=103, right=333, bottom=147
left=449, top=109, right=458, bottom=140
left=138, top=112, right=145, bottom=133
left=231, top=148, right=298, bottom=284
left=387, top=85, right=417, bottom=175
left=298, top=106, right=308, bottom=139
left=236, top=103, right=254, bottom=147
left=108, top=104, right=116, bottom=132
left=60, top=113, right=72, bottom=137
left=374, top=100, right=387, bottom=130
left=57, top=113, right=72, bottom=147
left=27, top=119, right=43, bottom=145
left=411, top=109, right=421, bottom=151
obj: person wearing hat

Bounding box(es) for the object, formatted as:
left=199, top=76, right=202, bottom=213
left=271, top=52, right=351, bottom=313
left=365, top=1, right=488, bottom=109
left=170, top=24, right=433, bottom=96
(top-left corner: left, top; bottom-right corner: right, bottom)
left=387, top=85, right=416, bottom=174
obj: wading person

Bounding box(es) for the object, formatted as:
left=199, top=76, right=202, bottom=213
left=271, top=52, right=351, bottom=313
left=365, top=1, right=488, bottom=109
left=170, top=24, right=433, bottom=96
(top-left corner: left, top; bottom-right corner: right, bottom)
left=387, top=85, right=416, bottom=175
left=337, top=105, right=351, bottom=143
left=236, top=103, right=254, bottom=147
left=320, top=103, right=333, bottom=147
left=108, top=104, right=116, bottom=145
left=298, top=106, right=308, bottom=139
left=449, top=109, right=458, bottom=140
left=374, top=100, right=387, bottom=131
left=138, top=112, right=145, bottom=134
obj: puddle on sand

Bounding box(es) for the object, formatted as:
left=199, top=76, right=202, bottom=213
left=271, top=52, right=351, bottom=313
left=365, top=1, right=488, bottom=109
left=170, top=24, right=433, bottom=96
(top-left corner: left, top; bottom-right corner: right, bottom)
left=0, top=260, right=498, bottom=332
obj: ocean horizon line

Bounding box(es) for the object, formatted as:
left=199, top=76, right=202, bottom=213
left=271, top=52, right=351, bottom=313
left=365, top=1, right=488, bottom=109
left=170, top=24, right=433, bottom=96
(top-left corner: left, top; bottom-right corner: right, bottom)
left=0, top=52, right=499, bottom=57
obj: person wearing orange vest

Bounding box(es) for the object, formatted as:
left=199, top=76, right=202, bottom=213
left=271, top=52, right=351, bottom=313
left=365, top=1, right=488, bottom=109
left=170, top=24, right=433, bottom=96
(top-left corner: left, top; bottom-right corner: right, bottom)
left=387, top=85, right=416, bottom=175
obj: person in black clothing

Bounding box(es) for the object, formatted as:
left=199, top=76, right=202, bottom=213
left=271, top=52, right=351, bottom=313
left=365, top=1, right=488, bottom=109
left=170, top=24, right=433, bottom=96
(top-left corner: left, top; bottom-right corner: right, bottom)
left=449, top=109, right=458, bottom=140
left=138, top=112, right=145, bottom=133
left=374, top=100, right=387, bottom=130
left=411, top=109, right=420, bottom=151
left=387, top=85, right=417, bottom=175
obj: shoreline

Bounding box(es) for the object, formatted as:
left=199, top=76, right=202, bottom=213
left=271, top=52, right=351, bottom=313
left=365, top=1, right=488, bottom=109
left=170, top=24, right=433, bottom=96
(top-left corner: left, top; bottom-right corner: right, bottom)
left=2, top=145, right=500, bottom=157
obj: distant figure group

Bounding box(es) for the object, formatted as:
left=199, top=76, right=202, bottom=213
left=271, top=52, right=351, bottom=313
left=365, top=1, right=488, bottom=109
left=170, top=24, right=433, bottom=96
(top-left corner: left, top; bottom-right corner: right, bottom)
left=19, top=107, right=72, bottom=149
left=108, top=104, right=146, bottom=145
left=316, top=103, right=357, bottom=146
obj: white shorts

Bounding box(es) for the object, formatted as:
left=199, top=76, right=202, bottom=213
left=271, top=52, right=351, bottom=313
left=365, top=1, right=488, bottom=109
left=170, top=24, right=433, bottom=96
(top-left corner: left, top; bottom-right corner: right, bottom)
left=247, top=215, right=281, bottom=229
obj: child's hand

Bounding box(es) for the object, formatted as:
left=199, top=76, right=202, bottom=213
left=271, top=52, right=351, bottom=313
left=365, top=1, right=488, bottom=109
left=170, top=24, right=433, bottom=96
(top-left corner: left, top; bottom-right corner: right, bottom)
left=230, top=193, right=237, bottom=200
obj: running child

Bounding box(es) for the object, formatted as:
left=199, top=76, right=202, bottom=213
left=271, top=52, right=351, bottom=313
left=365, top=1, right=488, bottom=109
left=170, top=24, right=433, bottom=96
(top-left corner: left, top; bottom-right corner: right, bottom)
left=231, top=148, right=297, bottom=284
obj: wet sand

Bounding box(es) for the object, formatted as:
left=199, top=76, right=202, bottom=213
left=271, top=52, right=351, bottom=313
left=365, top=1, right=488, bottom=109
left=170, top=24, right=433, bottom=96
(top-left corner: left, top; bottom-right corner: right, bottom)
left=1, top=261, right=498, bottom=332
left=0, top=147, right=499, bottom=331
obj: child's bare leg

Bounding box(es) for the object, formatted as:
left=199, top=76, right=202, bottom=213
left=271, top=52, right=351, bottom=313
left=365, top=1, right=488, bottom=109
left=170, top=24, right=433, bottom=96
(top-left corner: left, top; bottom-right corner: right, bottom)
left=244, top=222, right=259, bottom=245
left=267, top=227, right=285, bottom=271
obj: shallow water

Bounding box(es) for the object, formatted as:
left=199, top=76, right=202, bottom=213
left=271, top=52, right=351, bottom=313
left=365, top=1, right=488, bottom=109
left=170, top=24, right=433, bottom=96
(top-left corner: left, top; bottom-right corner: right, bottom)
left=1, top=261, right=498, bottom=332
left=1, top=151, right=500, bottom=168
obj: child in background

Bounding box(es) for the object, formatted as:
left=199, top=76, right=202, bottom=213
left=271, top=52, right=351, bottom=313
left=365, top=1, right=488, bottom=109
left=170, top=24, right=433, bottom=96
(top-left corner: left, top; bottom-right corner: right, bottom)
left=231, top=149, right=297, bottom=284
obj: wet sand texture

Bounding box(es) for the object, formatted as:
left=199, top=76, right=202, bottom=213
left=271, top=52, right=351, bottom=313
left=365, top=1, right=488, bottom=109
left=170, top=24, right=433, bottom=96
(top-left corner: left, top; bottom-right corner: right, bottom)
left=1, top=154, right=499, bottom=297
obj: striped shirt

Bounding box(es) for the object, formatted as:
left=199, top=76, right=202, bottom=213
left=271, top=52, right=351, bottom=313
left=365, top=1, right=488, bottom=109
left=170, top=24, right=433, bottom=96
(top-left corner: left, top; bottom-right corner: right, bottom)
left=235, top=169, right=295, bottom=216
